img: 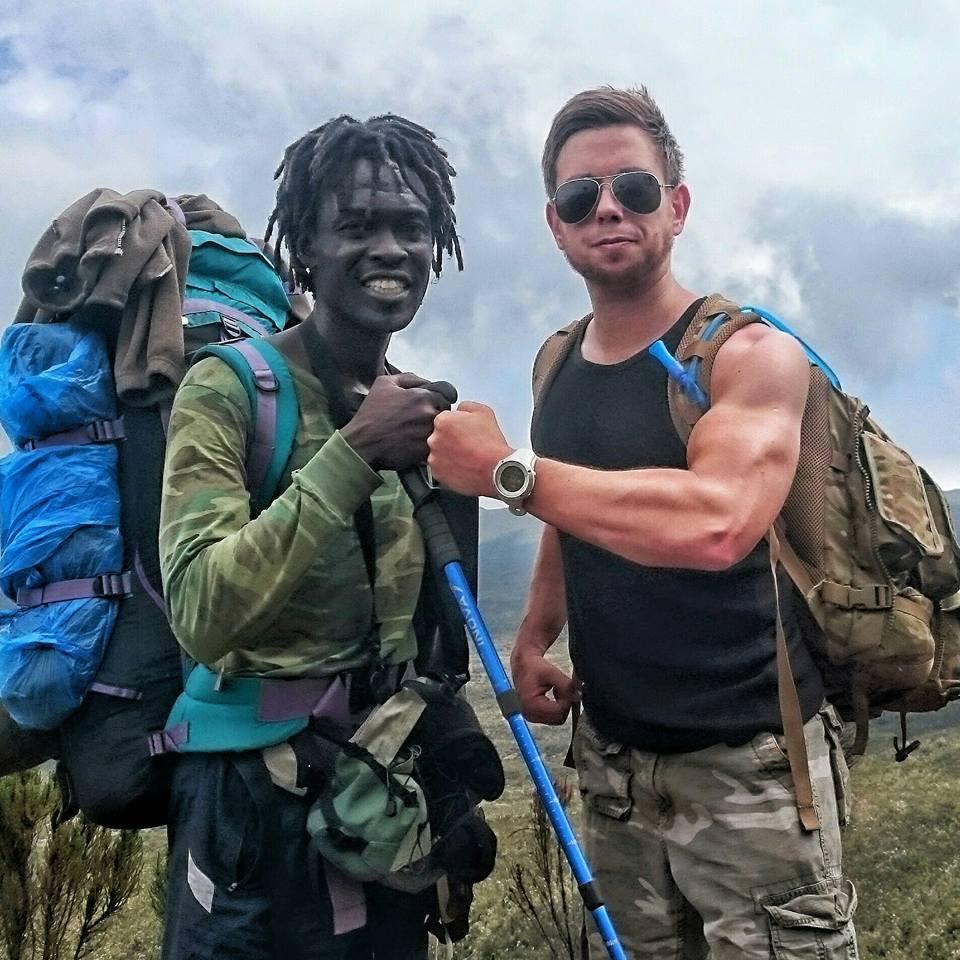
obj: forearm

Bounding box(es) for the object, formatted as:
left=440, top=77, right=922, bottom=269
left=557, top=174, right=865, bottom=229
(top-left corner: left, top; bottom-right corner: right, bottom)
left=512, top=525, right=568, bottom=660
left=162, top=431, right=382, bottom=662
left=527, top=458, right=752, bottom=571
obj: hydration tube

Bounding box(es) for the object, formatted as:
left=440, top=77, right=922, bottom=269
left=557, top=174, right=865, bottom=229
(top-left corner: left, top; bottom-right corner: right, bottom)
left=649, top=339, right=708, bottom=409
left=399, top=467, right=629, bottom=960
left=650, top=305, right=841, bottom=407
left=741, top=305, right=841, bottom=388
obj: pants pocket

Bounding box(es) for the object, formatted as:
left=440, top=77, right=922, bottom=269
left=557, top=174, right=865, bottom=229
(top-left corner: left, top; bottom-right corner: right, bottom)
left=573, top=714, right=633, bottom=822
left=820, top=703, right=853, bottom=827
left=762, top=877, right=858, bottom=959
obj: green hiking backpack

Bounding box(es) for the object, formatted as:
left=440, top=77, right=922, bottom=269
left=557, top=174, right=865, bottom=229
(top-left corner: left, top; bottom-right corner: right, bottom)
left=532, top=293, right=960, bottom=827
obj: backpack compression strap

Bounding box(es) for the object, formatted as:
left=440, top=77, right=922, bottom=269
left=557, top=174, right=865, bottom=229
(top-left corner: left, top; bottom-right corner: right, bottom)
left=181, top=298, right=273, bottom=339
left=193, top=339, right=299, bottom=515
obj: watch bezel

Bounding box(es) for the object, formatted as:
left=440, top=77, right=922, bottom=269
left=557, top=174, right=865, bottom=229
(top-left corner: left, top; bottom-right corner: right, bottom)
left=493, top=448, right=537, bottom=513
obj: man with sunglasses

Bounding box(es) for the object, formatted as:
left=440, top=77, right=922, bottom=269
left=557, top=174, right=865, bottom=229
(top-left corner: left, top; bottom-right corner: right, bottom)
left=427, top=86, right=857, bottom=959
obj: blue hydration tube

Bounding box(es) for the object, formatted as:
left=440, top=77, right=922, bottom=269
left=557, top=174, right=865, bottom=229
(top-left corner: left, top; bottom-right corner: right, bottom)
left=650, top=305, right=840, bottom=407
left=741, top=305, right=840, bottom=388
left=648, top=339, right=707, bottom=408
left=399, top=468, right=628, bottom=960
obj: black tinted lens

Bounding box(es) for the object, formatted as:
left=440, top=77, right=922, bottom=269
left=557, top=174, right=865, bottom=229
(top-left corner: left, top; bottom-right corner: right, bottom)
left=554, top=179, right=601, bottom=223
left=612, top=171, right=662, bottom=215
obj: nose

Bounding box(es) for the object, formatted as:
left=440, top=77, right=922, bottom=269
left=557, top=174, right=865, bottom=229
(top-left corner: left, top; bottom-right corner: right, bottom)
left=594, top=182, right=623, bottom=223
left=369, top=226, right=407, bottom=264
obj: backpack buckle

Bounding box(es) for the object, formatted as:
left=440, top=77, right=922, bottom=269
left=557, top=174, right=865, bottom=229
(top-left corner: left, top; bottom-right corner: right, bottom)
left=87, top=418, right=125, bottom=443
left=820, top=581, right=893, bottom=610
left=92, top=573, right=134, bottom=599
left=871, top=585, right=893, bottom=609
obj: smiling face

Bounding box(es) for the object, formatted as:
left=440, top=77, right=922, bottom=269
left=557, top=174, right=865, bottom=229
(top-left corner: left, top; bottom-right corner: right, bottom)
left=546, top=124, right=690, bottom=294
left=301, top=158, right=434, bottom=338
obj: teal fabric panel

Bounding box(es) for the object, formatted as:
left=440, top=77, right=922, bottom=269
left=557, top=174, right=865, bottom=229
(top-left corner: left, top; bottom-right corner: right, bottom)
left=185, top=231, right=290, bottom=332
left=165, top=665, right=308, bottom=752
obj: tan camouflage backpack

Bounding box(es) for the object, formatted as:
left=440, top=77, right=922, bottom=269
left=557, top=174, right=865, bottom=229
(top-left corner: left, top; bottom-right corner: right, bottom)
left=532, top=293, right=960, bottom=829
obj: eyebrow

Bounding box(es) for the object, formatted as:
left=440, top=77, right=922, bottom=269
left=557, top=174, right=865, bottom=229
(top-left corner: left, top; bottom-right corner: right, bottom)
left=335, top=205, right=430, bottom=221
left=562, top=166, right=655, bottom=182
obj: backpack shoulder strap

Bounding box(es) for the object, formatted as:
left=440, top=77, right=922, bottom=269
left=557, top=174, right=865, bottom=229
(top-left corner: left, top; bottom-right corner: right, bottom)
left=666, top=293, right=766, bottom=444
left=531, top=314, right=590, bottom=402
left=193, top=339, right=299, bottom=514
left=530, top=314, right=591, bottom=440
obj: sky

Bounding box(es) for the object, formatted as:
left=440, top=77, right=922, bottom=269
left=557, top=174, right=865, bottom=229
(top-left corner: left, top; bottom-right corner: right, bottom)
left=2, top=1, right=960, bottom=485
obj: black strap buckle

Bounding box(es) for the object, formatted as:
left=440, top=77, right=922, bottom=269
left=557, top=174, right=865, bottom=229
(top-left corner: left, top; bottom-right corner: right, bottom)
left=92, top=572, right=134, bottom=598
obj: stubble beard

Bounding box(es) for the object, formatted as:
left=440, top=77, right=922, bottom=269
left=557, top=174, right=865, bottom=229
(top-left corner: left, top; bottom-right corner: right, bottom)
left=566, top=227, right=675, bottom=297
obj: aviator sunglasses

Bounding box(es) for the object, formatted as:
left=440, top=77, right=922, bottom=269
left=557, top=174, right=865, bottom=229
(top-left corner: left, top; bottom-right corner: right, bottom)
left=551, top=170, right=676, bottom=224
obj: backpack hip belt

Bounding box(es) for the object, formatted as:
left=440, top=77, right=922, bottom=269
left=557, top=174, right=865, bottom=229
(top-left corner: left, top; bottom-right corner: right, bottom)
left=160, top=664, right=352, bottom=755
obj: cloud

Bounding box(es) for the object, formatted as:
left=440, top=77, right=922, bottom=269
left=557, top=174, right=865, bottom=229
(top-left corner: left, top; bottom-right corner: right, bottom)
left=717, top=193, right=960, bottom=389
left=2, top=1, right=960, bottom=477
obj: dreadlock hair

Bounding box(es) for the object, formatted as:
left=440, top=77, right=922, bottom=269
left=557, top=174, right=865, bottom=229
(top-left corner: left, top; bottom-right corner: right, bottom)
left=265, top=114, right=463, bottom=293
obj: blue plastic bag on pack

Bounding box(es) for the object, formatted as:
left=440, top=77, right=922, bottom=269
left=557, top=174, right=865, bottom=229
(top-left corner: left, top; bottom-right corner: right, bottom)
left=0, top=322, right=122, bottom=730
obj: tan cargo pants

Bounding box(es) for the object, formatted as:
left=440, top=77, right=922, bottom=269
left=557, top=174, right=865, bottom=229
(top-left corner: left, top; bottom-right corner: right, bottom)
left=573, top=703, right=857, bottom=959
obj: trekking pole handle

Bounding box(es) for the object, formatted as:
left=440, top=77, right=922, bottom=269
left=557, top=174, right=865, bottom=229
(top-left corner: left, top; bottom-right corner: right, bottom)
left=398, top=467, right=463, bottom=570
left=397, top=380, right=463, bottom=569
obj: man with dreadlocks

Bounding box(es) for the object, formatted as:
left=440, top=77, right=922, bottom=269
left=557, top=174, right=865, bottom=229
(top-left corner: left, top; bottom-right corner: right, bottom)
left=158, top=114, right=472, bottom=960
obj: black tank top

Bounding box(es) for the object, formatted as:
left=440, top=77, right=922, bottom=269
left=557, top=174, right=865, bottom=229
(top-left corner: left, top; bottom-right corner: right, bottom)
left=532, top=301, right=823, bottom=752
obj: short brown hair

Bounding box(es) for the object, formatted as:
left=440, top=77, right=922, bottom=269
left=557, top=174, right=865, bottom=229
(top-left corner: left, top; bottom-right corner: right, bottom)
left=541, top=85, right=685, bottom=196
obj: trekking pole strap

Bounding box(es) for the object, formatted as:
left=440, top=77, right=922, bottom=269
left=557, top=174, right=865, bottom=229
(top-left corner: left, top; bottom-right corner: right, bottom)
left=16, top=572, right=133, bottom=607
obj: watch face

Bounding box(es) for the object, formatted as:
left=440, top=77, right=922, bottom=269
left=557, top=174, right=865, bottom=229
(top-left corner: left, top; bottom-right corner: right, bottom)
left=499, top=463, right=527, bottom=495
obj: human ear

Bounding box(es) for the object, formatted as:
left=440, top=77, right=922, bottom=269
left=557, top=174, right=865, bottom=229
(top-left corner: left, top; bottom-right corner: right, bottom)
left=671, top=183, right=691, bottom=236
left=546, top=202, right=565, bottom=251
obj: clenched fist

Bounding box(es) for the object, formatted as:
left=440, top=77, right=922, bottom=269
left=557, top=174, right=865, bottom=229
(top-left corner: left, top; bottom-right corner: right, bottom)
left=341, top=373, right=456, bottom=471
left=427, top=401, right=512, bottom=497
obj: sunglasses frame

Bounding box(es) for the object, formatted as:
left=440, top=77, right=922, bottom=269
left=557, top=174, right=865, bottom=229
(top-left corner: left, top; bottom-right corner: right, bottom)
left=551, top=170, right=677, bottom=225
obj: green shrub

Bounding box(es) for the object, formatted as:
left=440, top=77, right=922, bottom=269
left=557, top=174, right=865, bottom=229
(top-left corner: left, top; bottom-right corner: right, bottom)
left=0, top=770, right=143, bottom=960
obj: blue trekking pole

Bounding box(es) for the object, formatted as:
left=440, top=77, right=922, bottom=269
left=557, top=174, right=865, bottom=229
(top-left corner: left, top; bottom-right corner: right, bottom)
left=399, top=462, right=628, bottom=960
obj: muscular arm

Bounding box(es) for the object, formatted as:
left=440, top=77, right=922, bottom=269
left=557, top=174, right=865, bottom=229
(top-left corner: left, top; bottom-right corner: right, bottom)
left=509, top=524, right=578, bottom=724
left=429, top=325, right=810, bottom=571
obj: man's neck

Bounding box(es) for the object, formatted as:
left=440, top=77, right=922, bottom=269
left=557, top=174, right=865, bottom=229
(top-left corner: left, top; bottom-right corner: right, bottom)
left=582, top=271, right=698, bottom=365
left=307, top=310, right=388, bottom=391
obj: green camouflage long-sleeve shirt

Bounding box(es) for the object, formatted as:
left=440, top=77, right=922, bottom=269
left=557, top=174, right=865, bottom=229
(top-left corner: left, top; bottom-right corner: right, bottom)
left=159, top=355, right=424, bottom=678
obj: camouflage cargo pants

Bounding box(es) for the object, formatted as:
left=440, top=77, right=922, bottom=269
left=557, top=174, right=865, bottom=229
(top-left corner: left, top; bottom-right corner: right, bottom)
left=573, top=703, right=857, bottom=959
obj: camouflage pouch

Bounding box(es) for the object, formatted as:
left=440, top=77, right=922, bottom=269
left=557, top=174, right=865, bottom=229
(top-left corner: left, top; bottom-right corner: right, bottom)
left=306, top=685, right=430, bottom=882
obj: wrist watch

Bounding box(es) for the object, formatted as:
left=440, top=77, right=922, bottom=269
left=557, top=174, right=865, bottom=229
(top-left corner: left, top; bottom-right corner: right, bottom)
left=493, top=447, right=538, bottom=516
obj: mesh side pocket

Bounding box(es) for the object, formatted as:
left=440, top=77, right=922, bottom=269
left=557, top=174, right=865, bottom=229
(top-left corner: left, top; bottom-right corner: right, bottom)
left=782, top=369, right=832, bottom=569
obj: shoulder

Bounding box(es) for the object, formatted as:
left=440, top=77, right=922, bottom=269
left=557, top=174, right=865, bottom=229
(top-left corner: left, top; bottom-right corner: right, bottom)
left=711, top=324, right=809, bottom=404
left=714, top=323, right=807, bottom=377
left=175, top=355, right=252, bottom=419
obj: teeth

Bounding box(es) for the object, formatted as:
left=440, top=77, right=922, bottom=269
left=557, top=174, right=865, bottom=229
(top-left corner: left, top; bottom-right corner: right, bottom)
left=365, top=278, right=407, bottom=294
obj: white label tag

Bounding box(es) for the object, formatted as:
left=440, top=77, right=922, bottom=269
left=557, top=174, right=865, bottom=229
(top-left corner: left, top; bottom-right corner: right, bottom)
left=187, top=849, right=215, bottom=914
